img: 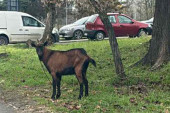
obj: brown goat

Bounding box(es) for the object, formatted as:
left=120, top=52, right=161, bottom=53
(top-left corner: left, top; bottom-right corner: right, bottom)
left=31, top=42, right=96, bottom=99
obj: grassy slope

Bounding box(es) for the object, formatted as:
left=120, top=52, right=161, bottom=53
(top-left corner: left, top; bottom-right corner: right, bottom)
left=0, top=37, right=170, bottom=112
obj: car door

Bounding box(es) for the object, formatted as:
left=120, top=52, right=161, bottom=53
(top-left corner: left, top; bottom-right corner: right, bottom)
left=108, top=15, right=121, bottom=37
left=6, top=13, right=26, bottom=42
left=116, top=15, right=139, bottom=36
left=22, top=16, right=45, bottom=41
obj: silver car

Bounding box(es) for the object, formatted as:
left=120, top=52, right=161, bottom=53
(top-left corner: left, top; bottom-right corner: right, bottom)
left=141, top=17, right=154, bottom=28
left=59, top=16, right=89, bottom=40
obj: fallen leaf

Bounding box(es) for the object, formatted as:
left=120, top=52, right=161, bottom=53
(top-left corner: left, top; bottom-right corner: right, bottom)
left=67, top=89, right=73, bottom=93
left=74, top=104, right=81, bottom=110
left=23, top=86, right=29, bottom=88
left=141, top=106, right=147, bottom=110
left=130, top=98, right=136, bottom=103
left=0, top=80, right=5, bottom=83
left=165, top=109, right=169, bottom=113
left=96, top=105, right=101, bottom=109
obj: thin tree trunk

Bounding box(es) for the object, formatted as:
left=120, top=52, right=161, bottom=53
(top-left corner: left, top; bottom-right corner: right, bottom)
left=100, top=15, right=126, bottom=77
left=135, top=0, right=170, bottom=70
left=40, top=0, right=56, bottom=43
left=89, top=0, right=126, bottom=78
left=144, top=0, right=149, bottom=19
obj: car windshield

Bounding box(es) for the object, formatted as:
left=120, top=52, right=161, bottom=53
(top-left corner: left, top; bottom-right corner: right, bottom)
left=86, top=14, right=98, bottom=23
left=149, top=17, right=154, bottom=22
left=73, top=17, right=89, bottom=25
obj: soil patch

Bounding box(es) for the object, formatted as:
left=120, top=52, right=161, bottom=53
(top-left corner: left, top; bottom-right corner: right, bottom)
left=0, top=86, right=52, bottom=113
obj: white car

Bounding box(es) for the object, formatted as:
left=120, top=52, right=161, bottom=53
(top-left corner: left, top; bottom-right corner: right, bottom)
left=0, top=11, right=59, bottom=45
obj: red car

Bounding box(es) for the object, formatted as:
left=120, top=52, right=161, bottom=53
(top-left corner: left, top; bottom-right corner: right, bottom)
left=84, top=13, right=152, bottom=40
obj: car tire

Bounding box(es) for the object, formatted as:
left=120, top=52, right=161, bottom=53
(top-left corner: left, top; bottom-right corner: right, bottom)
left=137, top=29, right=147, bottom=37
left=0, top=36, right=8, bottom=45
left=73, top=30, right=83, bottom=40
left=129, top=35, right=135, bottom=38
left=52, top=34, right=59, bottom=43
left=95, top=31, right=105, bottom=41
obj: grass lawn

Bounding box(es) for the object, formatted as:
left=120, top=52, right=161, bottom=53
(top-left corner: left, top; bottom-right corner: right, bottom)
left=0, top=37, right=170, bottom=112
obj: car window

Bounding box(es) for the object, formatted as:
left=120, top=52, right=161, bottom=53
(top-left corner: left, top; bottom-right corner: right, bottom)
left=118, top=16, right=132, bottom=24
left=74, top=17, right=89, bottom=25
left=86, top=14, right=98, bottom=23
left=22, top=16, right=44, bottom=27
left=108, top=16, right=116, bottom=23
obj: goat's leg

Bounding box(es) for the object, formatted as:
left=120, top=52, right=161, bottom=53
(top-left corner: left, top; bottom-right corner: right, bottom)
left=82, top=62, right=89, bottom=97
left=78, top=83, right=83, bottom=99
left=83, top=76, right=88, bottom=97
left=75, top=70, right=83, bottom=99
left=56, top=75, right=61, bottom=99
left=51, top=72, right=57, bottom=100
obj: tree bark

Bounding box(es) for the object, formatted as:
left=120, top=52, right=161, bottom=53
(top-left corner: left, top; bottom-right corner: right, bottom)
left=135, top=0, right=170, bottom=70
left=89, top=0, right=126, bottom=78
left=40, top=0, right=56, bottom=43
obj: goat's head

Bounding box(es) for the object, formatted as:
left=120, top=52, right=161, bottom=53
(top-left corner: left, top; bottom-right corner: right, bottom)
left=31, top=41, right=48, bottom=60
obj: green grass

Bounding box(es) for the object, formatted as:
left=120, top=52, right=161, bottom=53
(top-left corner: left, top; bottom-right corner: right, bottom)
left=0, top=37, right=170, bottom=112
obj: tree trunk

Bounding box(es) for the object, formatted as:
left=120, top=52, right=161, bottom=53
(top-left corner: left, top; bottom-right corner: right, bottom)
left=89, top=0, right=126, bottom=78
left=144, top=0, right=149, bottom=19
left=40, top=0, right=56, bottom=43
left=135, top=0, right=170, bottom=70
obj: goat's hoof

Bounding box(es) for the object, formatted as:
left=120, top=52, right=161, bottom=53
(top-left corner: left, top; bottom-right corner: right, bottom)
left=56, top=94, right=60, bottom=99
left=78, top=96, right=82, bottom=100
left=51, top=96, right=56, bottom=100
left=85, top=94, right=88, bottom=97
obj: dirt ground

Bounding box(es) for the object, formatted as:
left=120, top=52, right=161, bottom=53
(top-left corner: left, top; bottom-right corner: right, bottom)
left=0, top=86, right=53, bottom=113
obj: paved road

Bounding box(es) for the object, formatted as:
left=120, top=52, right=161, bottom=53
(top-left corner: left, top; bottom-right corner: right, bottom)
left=0, top=87, right=15, bottom=113
left=0, top=102, right=15, bottom=113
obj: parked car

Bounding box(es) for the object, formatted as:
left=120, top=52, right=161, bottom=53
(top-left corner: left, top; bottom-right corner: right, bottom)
left=84, top=13, right=152, bottom=40
left=59, top=16, right=89, bottom=40
left=141, top=17, right=154, bottom=28
left=0, top=11, right=59, bottom=45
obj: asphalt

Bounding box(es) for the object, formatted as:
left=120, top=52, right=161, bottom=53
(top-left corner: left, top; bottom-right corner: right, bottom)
left=0, top=102, right=15, bottom=113
left=0, top=87, right=15, bottom=113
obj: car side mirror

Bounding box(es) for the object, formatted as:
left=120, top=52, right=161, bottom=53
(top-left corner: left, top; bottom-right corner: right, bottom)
left=131, top=21, right=134, bottom=24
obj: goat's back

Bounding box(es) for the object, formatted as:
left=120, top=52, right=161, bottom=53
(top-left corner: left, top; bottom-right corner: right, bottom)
left=46, top=48, right=89, bottom=73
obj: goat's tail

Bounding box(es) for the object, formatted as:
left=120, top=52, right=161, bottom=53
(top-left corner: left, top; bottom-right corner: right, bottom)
left=89, top=58, right=96, bottom=67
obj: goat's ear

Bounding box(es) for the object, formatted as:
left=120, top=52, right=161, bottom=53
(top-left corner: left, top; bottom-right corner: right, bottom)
left=43, top=41, right=48, bottom=46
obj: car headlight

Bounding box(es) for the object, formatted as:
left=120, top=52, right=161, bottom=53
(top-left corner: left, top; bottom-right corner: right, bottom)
left=148, top=24, right=152, bottom=28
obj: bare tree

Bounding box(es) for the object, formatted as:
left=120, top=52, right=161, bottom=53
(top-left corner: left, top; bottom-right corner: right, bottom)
left=40, top=0, right=57, bottom=43
left=124, top=0, right=155, bottom=20
left=88, top=0, right=126, bottom=78
left=75, top=0, right=124, bottom=18
left=135, top=0, right=170, bottom=70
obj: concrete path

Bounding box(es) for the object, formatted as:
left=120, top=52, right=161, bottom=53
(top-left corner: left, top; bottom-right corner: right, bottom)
left=0, top=102, right=15, bottom=113
left=0, top=87, right=15, bottom=113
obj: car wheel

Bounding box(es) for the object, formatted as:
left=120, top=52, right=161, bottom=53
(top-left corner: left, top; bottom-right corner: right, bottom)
left=129, top=35, right=135, bottom=38
left=95, top=31, right=105, bottom=41
left=73, top=30, right=83, bottom=40
left=52, top=34, right=59, bottom=43
left=0, top=36, right=8, bottom=45
left=137, top=29, right=147, bottom=37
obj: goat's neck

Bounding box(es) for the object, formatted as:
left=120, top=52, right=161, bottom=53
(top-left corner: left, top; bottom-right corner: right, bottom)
left=41, top=47, right=51, bottom=65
